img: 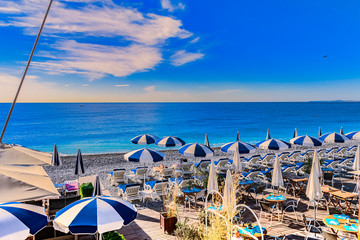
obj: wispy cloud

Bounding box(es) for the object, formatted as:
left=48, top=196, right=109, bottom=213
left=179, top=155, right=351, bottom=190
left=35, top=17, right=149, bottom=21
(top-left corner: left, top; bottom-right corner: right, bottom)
left=115, top=84, right=129, bottom=87
left=82, top=84, right=89, bottom=87
left=160, top=0, right=185, bottom=12
left=144, top=85, right=156, bottom=92
left=170, top=50, right=204, bottom=66
left=190, top=36, right=200, bottom=43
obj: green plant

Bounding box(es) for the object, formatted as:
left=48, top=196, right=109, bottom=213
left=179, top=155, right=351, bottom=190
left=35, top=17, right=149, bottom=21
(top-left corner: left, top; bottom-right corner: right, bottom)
left=103, top=231, right=125, bottom=240
left=174, top=217, right=202, bottom=240
left=80, top=182, right=94, bottom=199
left=203, top=174, right=225, bottom=190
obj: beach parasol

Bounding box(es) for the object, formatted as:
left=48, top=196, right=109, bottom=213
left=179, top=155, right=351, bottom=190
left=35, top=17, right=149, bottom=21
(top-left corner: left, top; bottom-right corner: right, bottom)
left=346, top=131, right=360, bottom=140
left=204, top=134, right=210, bottom=148
left=53, top=196, right=137, bottom=238
left=306, top=151, right=323, bottom=221
left=293, top=128, right=298, bottom=138
left=223, top=169, right=234, bottom=211
left=75, top=149, right=85, bottom=176
left=221, top=141, right=255, bottom=154
left=0, top=202, right=48, bottom=240
left=353, top=145, right=360, bottom=171
left=256, top=139, right=291, bottom=151
left=340, top=126, right=344, bottom=135
left=207, top=159, right=218, bottom=193
left=124, top=148, right=164, bottom=164
left=271, top=155, right=283, bottom=188
left=178, top=143, right=214, bottom=158
left=52, top=144, right=62, bottom=166
left=319, top=132, right=349, bottom=143
left=290, top=135, right=322, bottom=147
left=92, top=175, right=102, bottom=196
left=0, top=164, right=59, bottom=202
left=266, top=129, right=271, bottom=140
left=237, top=131, right=240, bottom=141
left=232, top=144, right=243, bottom=174
left=318, top=127, right=322, bottom=138
left=131, top=134, right=159, bottom=145
left=0, top=145, right=52, bottom=165
left=155, top=136, right=185, bottom=147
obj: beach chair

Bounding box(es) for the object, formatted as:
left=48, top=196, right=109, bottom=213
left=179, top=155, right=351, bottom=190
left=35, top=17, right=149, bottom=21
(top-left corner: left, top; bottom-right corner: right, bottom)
left=118, top=183, right=142, bottom=202
left=345, top=145, right=357, bottom=157
left=64, top=180, right=80, bottom=196
left=294, top=162, right=305, bottom=175
left=317, top=149, right=327, bottom=159
left=108, top=168, right=127, bottom=186
left=246, top=155, right=262, bottom=168
left=324, top=147, right=339, bottom=159
left=282, top=165, right=297, bottom=174
left=288, top=151, right=301, bottom=163
left=126, top=167, right=149, bottom=183
left=143, top=180, right=169, bottom=201
left=181, top=162, right=194, bottom=176
left=323, top=159, right=341, bottom=169
left=260, top=153, right=275, bottom=167
left=157, top=168, right=174, bottom=180
left=244, top=170, right=262, bottom=182
left=278, top=152, right=290, bottom=164
left=215, top=158, right=230, bottom=172
left=196, top=159, right=211, bottom=172
left=300, top=149, right=314, bottom=160
left=334, top=147, right=348, bottom=158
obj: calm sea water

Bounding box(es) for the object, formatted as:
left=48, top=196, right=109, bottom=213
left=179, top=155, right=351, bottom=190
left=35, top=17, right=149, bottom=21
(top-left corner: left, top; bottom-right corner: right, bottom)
left=0, top=102, right=359, bottom=154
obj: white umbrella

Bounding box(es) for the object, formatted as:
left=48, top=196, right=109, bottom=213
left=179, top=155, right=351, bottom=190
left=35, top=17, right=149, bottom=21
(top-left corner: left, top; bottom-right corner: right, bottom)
left=312, top=151, right=322, bottom=179
left=207, top=159, right=218, bottom=193
left=306, top=151, right=323, bottom=221
left=223, top=169, right=234, bottom=211
left=353, top=145, right=360, bottom=171
left=233, top=144, right=242, bottom=174
left=204, top=134, right=210, bottom=148
left=271, top=155, right=283, bottom=188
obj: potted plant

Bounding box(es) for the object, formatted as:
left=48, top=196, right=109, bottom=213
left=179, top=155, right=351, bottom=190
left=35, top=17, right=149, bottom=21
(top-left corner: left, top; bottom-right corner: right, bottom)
left=160, top=183, right=179, bottom=234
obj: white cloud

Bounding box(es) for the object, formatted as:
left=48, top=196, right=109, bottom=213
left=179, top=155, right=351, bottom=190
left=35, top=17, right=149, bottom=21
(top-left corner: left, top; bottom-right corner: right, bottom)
left=32, top=40, right=163, bottom=80
left=190, top=37, right=200, bottom=43
left=144, top=85, right=156, bottom=92
left=115, top=84, right=129, bottom=87
left=160, top=0, right=185, bottom=12
left=170, top=50, right=204, bottom=66
left=82, top=84, right=89, bottom=87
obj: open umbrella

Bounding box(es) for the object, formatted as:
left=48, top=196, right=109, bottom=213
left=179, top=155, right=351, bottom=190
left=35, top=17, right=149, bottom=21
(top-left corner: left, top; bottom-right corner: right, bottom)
left=207, top=159, right=218, bottom=193
left=306, top=151, right=323, bottom=221
left=223, top=169, right=234, bottom=211
left=221, top=141, right=255, bottom=154
left=232, top=144, right=243, bottom=173
left=155, top=136, right=185, bottom=147
left=52, top=144, right=62, bottom=166
left=124, top=148, right=164, bottom=164
left=0, top=202, right=48, bottom=240
left=75, top=149, right=85, bottom=176
left=131, top=134, right=159, bottom=145
left=290, top=135, right=322, bottom=147
left=256, top=139, right=291, bottom=151
left=53, top=196, right=137, bottom=238
left=266, top=129, right=271, bottom=140
left=319, top=133, right=349, bottom=143
left=271, top=156, right=283, bottom=188
left=346, top=131, right=360, bottom=140
left=204, top=134, right=210, bottom=148
left=293, top=128, right=298, bottom=138
left=178, top=143, right=213, bottom=158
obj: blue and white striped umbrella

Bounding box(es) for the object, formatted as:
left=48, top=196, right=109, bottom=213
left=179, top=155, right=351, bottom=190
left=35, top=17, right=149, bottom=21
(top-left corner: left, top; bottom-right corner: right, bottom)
left=53, top=196, right=137, bottom=235
left=221, top=141, right=256, bottom=154
left=178, top=143, right=214, bottom=157
left=0, top=202, right=48, bottom=240
left=124, top=148, right=164, bottom=164
left=131, top=134, right=159, bottom=145
left=319, top=133, right=350, bottom=143
left=290, top=135, right=323, bottom=147
left=256, top=139, right=291, bottom=150
left=155, top=136, right=185, bottom=147
left=52, top=144, right=62, bottom=166
left=346, top=131, right=360, bottom=140
left=75, top=149, right=85, bottom=175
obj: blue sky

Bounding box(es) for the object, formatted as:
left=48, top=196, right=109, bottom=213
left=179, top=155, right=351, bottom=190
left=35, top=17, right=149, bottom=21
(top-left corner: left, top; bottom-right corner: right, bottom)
left=0, top=0, right=360, bottom=102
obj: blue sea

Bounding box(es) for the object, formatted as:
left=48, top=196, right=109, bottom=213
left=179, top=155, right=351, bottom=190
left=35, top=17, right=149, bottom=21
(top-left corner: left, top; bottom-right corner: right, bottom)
left=0, top=102, right=359, bottom=154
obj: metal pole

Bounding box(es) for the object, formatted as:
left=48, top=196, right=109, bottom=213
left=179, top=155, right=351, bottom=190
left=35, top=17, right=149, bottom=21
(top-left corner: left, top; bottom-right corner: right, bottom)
left=0, top=0, right=53, bottom=143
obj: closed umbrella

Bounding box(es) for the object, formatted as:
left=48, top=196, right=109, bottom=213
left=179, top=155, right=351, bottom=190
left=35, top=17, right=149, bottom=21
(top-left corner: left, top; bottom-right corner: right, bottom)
left=75, top=149, right=85, bottom=176
left=0, top=202, right=48, bottom=240
left=271, top=156, right=283, bottom=188
left=207, top=159, right=218, bottom=193
left=352, top=146, right=360, bottom=194
left=266, top=129, right=271, bottom=140
left=237, top=131, right=240, bottom=141
left=318, top=127, right=322, bottom=138
left=155, top=136, right=185, bottom=147
left=290, top=135, right=322, bottom=147
left=319, top=133, right=349, bottom=143
left=313, top=151, right=322, bottom=178
left=52, top=144, right=62, bottom=166
left=306, top=151, right=323, bottom=221
left=92, top=175, right=102, bottom=196
left=221, top=141, right=255, bottom=154
left=131, top=134, right=159, bottom=145
left=233, top=144, right=242, bottom=174
left=256, top=139, right=291, bottom=151
left=223, top=169, right=234, bottom=211
left=340, top=126, right=344, bottom=135
left=293, top=128, right=298, bottom=138
left=204, top=134, right=210, bottom=148
left=53, top=196, right=137, bottom=238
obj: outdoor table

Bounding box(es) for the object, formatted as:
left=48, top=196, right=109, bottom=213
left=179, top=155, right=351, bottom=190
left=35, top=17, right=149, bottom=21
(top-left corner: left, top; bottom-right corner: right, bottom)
left=264, top=194, right=286, bottom=220
left=233, top=224, right=267, bottom=239
left=327, top=190, right=358, bottom=214
left=321, top=185, right=339, bottom=201
left=182, top=187, right=202, bottom=210
left=285, top=176, right=308, bottom=196
left=323, top=214, right=358, bottom=236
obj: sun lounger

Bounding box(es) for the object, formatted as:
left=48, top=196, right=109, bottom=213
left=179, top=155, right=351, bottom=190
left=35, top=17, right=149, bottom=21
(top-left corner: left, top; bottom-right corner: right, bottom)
left=278, top=152, right=290, bottom=163
left=215, top=158, right=230, bottom=172
left=118, top=183, right=142, bottom=202
left=64, top=180, right=80, bottom=196
left=126, top=167, right=149, bottom=183
left=260, top=153, right=275, bottom=167
left=300, top=149, right=314, bottom=160
left=317, top=148, right=327, bottom=158
left=181, top=162, right=194, bottom=176
left=282, top=165, right=297, bottom=174
left=142, top=180, right=169, bottom=201
left=334, top=147, right=348, bottom=158
left=156, top=167, right=174, bottom=180
left=196, top=159, right=211, bottom=172
left=345, top=145, right=357, bottom=157
left=288, top=151, right=301, bottom=163
left=246, top=155, right=262, bottom=168
left=324, top=147, right=339, bottom=159
left=108, top=168, right=127, bottom=186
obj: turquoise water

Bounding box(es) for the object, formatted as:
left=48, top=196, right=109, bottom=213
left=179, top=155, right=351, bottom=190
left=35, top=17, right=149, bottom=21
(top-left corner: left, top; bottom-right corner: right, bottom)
left=0, top=102, right=359, bottom=154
